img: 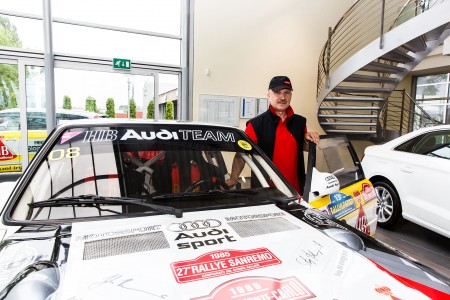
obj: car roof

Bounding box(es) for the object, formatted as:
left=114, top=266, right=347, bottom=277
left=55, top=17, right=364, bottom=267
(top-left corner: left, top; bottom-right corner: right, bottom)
left=56, top=118, right=238, bottom=130
left=381, top=124, right=450, bottom=148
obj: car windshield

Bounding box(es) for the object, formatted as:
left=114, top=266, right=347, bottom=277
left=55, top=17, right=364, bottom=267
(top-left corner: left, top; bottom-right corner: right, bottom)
left=9, top=123, right=296, bottom=222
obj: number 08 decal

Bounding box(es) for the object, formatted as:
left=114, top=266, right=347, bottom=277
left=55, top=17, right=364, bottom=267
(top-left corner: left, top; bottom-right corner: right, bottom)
left=48, top=147, right=81, bottom=161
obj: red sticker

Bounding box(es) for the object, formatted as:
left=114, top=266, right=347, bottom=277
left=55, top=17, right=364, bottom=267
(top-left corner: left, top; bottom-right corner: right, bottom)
left=362, top=183, right=377, bottom=201
left=171, top=248, right=281, bottom=283
left=60, top=131, right=83, bottom=144
left=0, top=140, right=17, bottom=161
left=193, top=276, right=315, bottom=300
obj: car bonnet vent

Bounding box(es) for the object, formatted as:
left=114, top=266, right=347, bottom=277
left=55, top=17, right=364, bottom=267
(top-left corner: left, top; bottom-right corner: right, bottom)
left=83, top=231, right=169, bottom=260
left=228, top=217, right=300, bottom=238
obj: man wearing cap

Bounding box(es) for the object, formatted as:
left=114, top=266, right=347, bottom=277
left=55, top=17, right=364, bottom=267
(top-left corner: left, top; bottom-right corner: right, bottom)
left=226, top=75, right=320, bottom=195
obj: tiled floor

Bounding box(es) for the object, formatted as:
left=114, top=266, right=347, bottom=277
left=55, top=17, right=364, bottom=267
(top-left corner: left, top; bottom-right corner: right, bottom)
left=374, top=220, right=450, bottom=279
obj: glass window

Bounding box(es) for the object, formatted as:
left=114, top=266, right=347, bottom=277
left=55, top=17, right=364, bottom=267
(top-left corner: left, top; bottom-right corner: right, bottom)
left=394, top=135, right=422, bottom=152
left=52, top=23, right=180, bottom=65
left=54, top=68, right=156, bottom=120
left=412, top=131, right=450, bottom=159
left=413, top=73, right=450, bottom=129
left=0, top=15, right=44, bottom=51
left=51, top=0, right=181, bottom=36
left=0, top=0, right=43, bottom=15
left=314, top=137, right=363, bottom=188
left=416, top=84, right=448, bottom=99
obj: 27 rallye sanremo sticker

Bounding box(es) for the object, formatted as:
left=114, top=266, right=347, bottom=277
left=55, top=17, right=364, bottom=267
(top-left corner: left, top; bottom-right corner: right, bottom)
left=61, top=205, right=436, bottom=299
left=171, top=248, right=281, bottom=283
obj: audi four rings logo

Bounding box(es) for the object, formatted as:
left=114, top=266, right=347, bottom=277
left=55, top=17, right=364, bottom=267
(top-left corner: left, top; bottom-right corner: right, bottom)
left=168, top=219, right=222, bottom=232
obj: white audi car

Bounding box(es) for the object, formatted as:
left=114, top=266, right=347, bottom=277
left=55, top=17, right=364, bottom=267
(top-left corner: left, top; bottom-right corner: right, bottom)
left=362, top=124, right=450, bottom=238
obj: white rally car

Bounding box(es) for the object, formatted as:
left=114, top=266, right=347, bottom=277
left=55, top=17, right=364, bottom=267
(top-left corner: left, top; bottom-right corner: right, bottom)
left=0, top=119, right=448, bottom=300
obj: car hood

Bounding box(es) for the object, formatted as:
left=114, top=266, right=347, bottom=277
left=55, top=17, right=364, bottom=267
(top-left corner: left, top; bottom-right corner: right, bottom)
left=0, top=204, right=449, bottom=300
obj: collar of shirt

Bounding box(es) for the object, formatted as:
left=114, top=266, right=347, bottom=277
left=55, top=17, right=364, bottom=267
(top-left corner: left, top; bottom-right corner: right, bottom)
left=269, top=105, right=295, bottom=119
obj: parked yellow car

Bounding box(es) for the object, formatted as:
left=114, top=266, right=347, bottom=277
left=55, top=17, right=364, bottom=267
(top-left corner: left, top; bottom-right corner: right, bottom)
left=0, top=108, right=105, bottom=173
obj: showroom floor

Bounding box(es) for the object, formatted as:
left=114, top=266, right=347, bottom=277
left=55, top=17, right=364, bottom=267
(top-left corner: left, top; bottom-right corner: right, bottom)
left=375, top=221, right=450, bottom=279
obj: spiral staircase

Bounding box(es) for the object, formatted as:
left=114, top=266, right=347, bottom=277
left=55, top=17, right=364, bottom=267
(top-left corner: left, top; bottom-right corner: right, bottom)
left=316, top=0, right=450, bottom=141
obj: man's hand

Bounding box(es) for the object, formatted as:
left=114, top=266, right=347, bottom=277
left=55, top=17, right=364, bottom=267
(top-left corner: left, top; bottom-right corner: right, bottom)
left=225, top=177, right=238, bottom=188
left=305, top=131, right=320, bottom=144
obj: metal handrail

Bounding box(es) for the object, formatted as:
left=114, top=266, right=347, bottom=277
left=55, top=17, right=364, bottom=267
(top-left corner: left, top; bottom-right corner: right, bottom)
left=317, top=0, right=448, bottom=99
left=379, top=89, right=443, bottom=138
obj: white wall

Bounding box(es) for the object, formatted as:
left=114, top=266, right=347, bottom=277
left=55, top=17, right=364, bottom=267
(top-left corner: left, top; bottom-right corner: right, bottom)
left=193, top=0, right=355, bottom=132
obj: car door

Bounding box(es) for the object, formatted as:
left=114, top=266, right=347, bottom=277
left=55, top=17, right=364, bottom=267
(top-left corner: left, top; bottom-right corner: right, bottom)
left=396, top=130, right=450, bottom=233
left=303, top=135, right=378, bottom=236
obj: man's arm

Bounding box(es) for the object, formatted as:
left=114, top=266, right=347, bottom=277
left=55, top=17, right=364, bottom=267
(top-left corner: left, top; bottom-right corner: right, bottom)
left=225, top=153, right=246, bottom=187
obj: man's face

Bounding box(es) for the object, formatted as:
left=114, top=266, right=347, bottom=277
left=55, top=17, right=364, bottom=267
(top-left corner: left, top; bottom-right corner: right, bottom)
left=268, top=88, right=292, bottom=112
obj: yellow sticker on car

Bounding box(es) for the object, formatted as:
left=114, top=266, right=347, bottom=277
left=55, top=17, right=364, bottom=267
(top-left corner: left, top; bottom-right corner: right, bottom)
left=237, top=140, right=252, bottom=151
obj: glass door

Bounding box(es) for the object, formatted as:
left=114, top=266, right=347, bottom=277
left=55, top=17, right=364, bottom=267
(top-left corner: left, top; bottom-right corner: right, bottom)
left=0, top=61, right=45, bottom=175
left=0, top=61, right=20, bottom=173
left=53, top=67, right=179, bottom=121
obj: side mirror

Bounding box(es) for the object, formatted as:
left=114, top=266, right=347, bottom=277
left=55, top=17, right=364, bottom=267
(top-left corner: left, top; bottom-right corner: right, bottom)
left=309, top=167, right=340, bottom=200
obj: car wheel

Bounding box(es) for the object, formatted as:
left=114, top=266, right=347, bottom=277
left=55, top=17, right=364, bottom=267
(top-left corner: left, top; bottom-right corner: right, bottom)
left=373, top=180, right=403, bottom=229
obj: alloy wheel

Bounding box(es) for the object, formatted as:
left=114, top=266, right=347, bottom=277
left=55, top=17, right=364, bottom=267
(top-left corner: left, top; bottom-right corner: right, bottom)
left=374, top=186, right=394, bottom=223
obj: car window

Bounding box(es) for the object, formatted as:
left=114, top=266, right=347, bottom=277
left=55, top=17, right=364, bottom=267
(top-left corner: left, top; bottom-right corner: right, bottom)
left=314, top=136, right=363, bottom=187
left=394, top=135, right=422, bottom=152
left=412, top=131, right=450, bottom=159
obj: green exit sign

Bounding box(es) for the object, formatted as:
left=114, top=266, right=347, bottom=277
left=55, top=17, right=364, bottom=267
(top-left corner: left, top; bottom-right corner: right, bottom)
left=113, top=58, right=131, bottom=70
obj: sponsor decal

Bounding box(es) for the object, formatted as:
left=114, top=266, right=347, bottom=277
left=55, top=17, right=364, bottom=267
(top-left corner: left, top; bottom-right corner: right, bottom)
left=327, top=192, right=356, bottom=218
left=171, top=248, right=281, bottom=283
left=71, top=128, right=237, bottom=144
left=178, top=130, right=235, bottom=142
left=174, top=227, right=237, bottom=250
left=237, top=140, right=252, bottom=151
left=192, top=276, right=315, bottom=300
left=74, top=225, right=162, bottom=241
left=324, top=174, right=339, bottom=189
left=0, top=140, right=17, bottom=161
left=167, top=219, right=222, bottom=232
left=120, top=129, right=177, bottom=141
left=84, top=130, right=119, bottom=142
left=334, top=249, right=349, bottom=277
left=48, top=147, right=80, bottom=161
left=362, top=183, right=377, bottom=202
left=224, top=212, right=286, bottom=222
left=352, top=191, right=365, bottom=208
left=0, top=164, right=21, bottom=172
left=61, top=131, right=84, bottom=144
left=375, top=286, right=402, bottom=299
left=303, top=209, right=347, bottom=231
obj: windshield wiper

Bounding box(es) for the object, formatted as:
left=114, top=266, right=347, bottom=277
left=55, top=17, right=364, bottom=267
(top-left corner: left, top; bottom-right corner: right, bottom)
left=152, top=189, right=258, bottom=200
left=151, top=190, right=294, bottom=208
left=28, top=194, right=183, bottom=218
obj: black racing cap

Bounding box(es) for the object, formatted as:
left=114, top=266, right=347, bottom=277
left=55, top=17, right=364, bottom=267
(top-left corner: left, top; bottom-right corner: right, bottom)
left=269, top=76, right=293, bottom=92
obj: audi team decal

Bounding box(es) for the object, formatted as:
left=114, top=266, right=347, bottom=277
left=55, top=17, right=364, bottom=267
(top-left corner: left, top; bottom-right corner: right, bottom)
left=68, top=128, right=237, bottom=143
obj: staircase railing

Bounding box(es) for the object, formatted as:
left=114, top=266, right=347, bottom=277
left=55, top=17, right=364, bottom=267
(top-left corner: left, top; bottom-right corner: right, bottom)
left=317, top=0, right=448, bottom=100
left=379, top=89, right=443, bottom=140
